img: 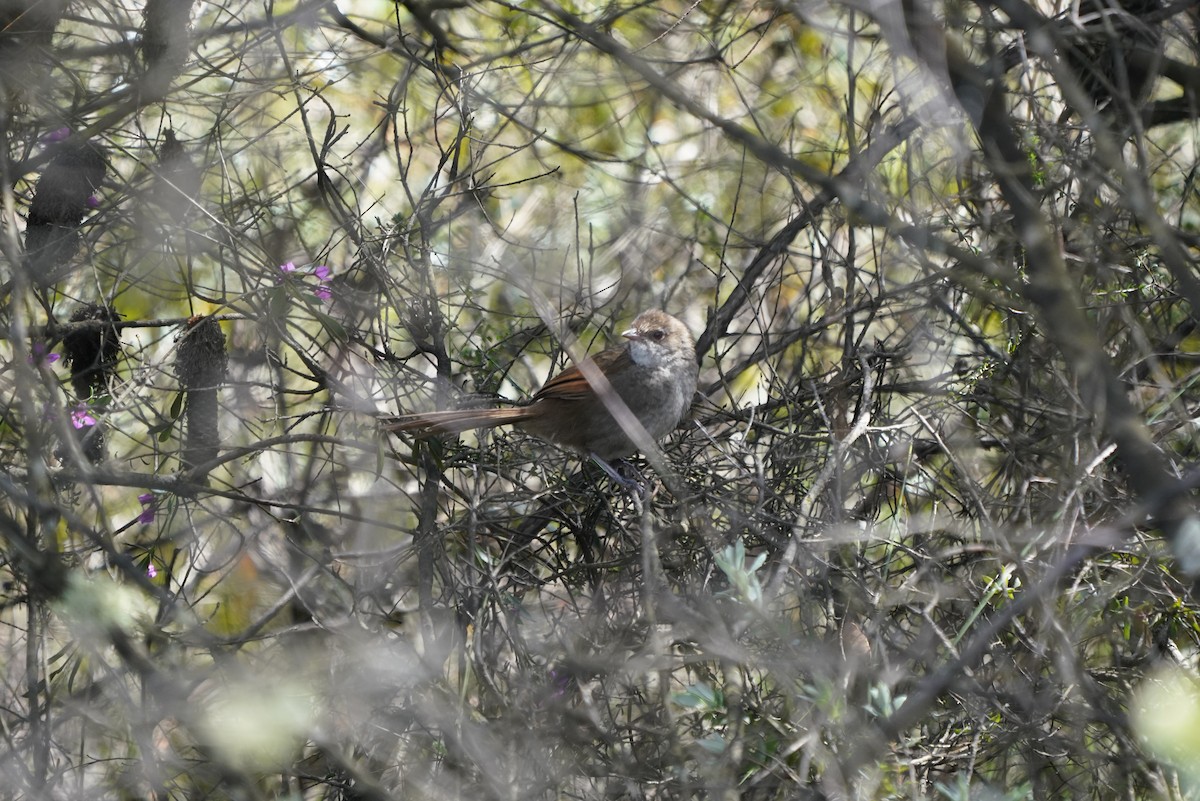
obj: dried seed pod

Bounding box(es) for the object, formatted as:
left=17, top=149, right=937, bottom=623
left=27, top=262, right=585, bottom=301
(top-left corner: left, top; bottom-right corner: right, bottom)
left=74, top=407, right=106, bottom=465
left=24, top=139, right=107, bottom=285
left=141, top=0, right=194, bottom=74
left=1060, top=0, right=1166, bottom=117
left=0, top=0, right=68, bottom=103
left=61, top=303, right=122, bottom=400
left=52, top=404, right=106, bottom=466
left=150, top=129, right=200, bottom=223
left=175, top=315, right=227, bottom=474
left=58, top=304, right=121, bottom=465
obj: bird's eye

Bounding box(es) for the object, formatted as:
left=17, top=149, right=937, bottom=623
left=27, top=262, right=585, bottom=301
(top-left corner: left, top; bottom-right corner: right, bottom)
left=649, top=329, right=665, bottom=341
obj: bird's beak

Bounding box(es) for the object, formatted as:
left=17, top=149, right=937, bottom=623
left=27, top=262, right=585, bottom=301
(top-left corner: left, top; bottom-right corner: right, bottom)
left=622, top=326, right=640, bottom=341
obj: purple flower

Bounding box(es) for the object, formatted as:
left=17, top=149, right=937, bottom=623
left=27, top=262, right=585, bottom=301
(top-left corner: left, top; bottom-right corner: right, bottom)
left=279, top=262, right=335, bottom=300
left=86, top=195, right=100, bottom=209
left=146, top=563, right=158, bottom=579
left=137, top=493, right=156, bottom=524
left=548, top=667, right=573, bottom=699
left=42, top=127, right=71, bottom=144
left=71, top=405, right=97, bottom=429
left=28, top=343, right=60, bottom=366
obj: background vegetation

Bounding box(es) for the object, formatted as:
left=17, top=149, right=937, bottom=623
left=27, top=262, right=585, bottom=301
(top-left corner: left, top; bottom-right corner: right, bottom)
left=3, top=0, right=1200, bottom=798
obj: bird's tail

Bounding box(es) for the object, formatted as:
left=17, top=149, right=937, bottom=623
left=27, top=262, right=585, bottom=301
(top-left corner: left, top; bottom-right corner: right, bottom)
left=382, top=406, right=534, bottom=436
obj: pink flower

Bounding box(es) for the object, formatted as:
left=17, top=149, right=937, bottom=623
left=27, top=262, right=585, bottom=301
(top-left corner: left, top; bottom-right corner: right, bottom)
left=279, top=262, right=297, bottom=273
left=146, top=563, right=158, bottom=579
left=71, top=405, right=96, bottom=429
left=312, top=265, right=333, bottom=300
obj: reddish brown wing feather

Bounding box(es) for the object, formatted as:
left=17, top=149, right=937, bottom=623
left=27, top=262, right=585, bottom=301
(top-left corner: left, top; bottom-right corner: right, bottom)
left=531, top=347, right=629, bottom=402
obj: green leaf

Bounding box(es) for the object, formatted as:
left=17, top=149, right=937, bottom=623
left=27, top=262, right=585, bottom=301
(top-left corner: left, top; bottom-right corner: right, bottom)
left=311, top=309, right=347, bottom=342
left=672, top=682, right=721, bottom=710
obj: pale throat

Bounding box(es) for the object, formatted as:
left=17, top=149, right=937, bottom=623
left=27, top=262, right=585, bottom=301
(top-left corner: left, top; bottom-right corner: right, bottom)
left=627, top=338, right=660, bottom=366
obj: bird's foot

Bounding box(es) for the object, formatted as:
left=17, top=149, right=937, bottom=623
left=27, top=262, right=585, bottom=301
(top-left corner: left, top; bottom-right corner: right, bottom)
left=590, top=455, right=647, bottom=497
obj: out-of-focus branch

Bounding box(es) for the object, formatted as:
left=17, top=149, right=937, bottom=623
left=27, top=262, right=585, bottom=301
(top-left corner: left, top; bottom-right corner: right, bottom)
left=695, top=116, right=921, bottom=359
left=989, top=0, right=1200, bottom=321
left=944, top=36, right=1193, bottom=543
left=835, top=20, right=1200, bottom=771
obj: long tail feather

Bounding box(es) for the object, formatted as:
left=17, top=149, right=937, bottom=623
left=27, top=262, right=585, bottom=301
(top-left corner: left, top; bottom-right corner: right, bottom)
left=382, top=407, right=533, bottom=436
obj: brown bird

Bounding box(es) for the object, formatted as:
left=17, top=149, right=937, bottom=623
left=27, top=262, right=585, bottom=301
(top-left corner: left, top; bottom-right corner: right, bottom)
left=385, top=310, right=698, bottom=484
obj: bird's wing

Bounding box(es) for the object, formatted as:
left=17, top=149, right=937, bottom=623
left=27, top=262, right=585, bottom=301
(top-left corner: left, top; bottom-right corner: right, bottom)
left=531, top=346, right=630, bottom=402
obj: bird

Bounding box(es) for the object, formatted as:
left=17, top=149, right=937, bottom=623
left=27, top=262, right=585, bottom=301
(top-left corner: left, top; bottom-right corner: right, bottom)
left=384, top=310, right=698, bottom=486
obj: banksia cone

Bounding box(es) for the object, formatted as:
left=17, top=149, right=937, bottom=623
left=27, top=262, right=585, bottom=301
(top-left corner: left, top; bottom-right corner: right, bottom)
left=141, top=0, right=195, bottom=99
left=141, top=0, right=194, bottom=70
left=62, top=303, right=122, bottom=400
left=1060, top=0, right=1165, bottom=117
left=24, top=139, right=107, bottom=285
left=0, top=0, right=68, bottom=101
left=61, top=303, right=122, bottom=463
left=175, top=315, right=227, bottom=474
left=150, top=129, right=200, bottom=224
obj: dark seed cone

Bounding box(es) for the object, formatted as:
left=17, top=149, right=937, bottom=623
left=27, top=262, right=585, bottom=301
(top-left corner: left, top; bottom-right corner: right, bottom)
left=62, top=303, right=122, bottom=400
left=52, top=420, right=107, bottom=466
left=175, top=315, right=227, bottom=474
left=0, top=1, right=68, bottom=103
left=1060, top=0, right=1166, bottom=117
left=78, top=420, right=107, bottom=465
left=141, top=0, right=194, bottom=72
left=150, top=129, right=200, bottom=224
left=59, top=303, right=121, bottom=464
left=24, top=140, right=107, bottom=286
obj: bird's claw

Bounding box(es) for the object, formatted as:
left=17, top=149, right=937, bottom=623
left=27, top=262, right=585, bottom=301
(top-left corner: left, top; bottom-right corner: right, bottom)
left=590, top=455, right=648, bottom=497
